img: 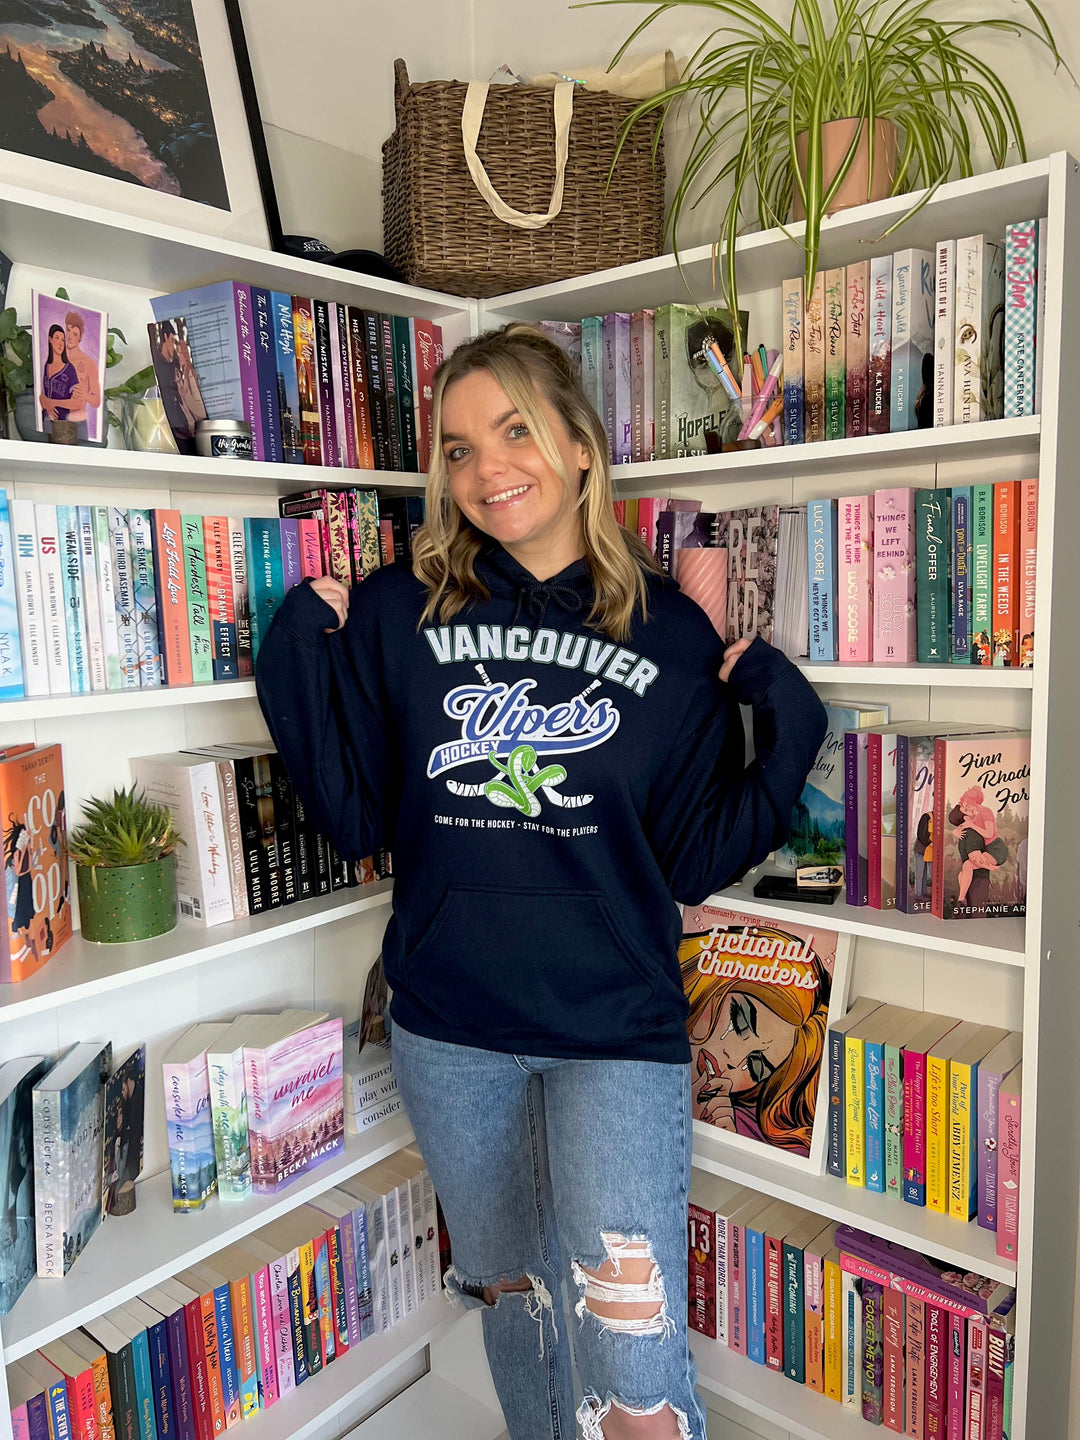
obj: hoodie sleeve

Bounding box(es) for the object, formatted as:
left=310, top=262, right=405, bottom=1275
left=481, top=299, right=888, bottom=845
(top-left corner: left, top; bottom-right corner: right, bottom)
left=645, top=637, right=827, bottom=905
left=255, top=579, right=391, bottom=861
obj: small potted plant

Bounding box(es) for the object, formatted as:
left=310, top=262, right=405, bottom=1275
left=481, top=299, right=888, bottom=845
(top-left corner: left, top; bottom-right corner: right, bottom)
left=0, top=305, right=32, bottom=441
left=69, top=787, right=182, bottom=944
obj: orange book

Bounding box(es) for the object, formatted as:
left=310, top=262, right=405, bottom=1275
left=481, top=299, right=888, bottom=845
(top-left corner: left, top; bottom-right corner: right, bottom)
left=150, top=509, right=193, bottom=685
left=0, top=742, right=72, bottom=983
left=991, top=481, right=1019, bottom=667
left=1019, top=478, right=1037, bottom=667
left=65, top=1329, right=117, bottom=1440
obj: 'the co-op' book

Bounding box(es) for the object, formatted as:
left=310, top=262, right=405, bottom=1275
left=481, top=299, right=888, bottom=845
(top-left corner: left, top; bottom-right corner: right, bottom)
left=0, top=743, right=71, bottom=983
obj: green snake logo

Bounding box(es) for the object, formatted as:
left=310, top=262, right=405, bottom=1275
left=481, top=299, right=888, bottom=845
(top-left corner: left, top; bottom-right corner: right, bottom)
left=485, top=745, right=568, bottom=818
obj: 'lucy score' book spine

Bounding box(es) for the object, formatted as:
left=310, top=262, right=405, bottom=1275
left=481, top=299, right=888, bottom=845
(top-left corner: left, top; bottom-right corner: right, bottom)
left=824, top=267, right=846, bottom=441
left=807, top=498, right=837, bottom=661
left=781, top=277, right=805, bottom=445
left=838, top=494, right=872, bottom=662
left=951, top=487, right=973, bottom=665
left=868, top=254, right=892, bottom=435
left=845, top=260, right=869, bottom=439
left=872, top=487, right=915, bottom=663
left=149, top=509, right=192, bottom=686
left=890, top=248, right=935, bottom=432
left=803, top=272, right=826, bottom=443
left=1004, top=220, right=1038, bottom=418
left=916, top=489, right=950, bottom=662
left=180, top=514, right=214, bottom=685
left=934, top=238, right=956, bottom=427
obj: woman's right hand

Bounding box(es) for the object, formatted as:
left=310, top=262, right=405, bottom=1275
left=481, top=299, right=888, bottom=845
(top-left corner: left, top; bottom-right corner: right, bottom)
left=310, top=576, right=350, bottom=632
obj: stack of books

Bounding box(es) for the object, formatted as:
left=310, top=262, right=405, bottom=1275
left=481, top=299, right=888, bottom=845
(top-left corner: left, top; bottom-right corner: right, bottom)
left=4, top=1145, right=444, bottom=1437
left=688, top=1179, right=1017, bottom=1437
left=342, top=1025, right=401, bottom=1137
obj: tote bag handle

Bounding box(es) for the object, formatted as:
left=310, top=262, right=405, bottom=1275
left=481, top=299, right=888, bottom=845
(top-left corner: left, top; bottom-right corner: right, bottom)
left=460, top=81, right=574, bottom=229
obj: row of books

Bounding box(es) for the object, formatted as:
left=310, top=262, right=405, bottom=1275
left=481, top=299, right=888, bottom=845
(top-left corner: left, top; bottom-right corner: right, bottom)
left=0, top=489, right=425, bottom=702
left=129, top=746, right=389, bottom=936
left=0, top=1041, right=145, bottom=1317
left=150, top=281, right=444, bottom=471
left=342, top=1027, right=401, bottom=1137
left=687, top=1181, right=1016, bottom=1438
left=5, top=1146, right=445, bottom=1440
left=163, top=1010, right=344, bottom=1213
left=781, top=220, right=1045, bottom=444
left=827, top=998, right=1022, bottom=1253
left=781, top=711, right=1031, bottom=923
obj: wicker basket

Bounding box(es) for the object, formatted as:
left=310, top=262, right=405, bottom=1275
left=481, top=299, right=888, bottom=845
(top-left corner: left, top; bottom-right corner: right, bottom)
left=382, top=60, right=665, bottom=298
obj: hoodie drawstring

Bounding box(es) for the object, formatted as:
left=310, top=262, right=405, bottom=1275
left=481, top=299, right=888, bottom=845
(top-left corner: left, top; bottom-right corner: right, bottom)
left=511, top=579, right=586, bottom=627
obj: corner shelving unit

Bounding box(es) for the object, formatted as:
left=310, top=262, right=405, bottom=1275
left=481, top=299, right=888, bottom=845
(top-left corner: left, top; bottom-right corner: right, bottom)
left=0, top=153, right=1076, bottom=1439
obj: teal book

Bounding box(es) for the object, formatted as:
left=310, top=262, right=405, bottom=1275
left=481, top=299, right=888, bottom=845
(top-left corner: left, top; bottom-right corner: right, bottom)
left=244, top=518, right=284, bottom=664
left=180, top=514, right=214, bottom=685
left=127, top=1321, right=157, bottom=1440
left=745, top=1215, right=768, bottom=1365
left=864, top=1035, right=887, bottom=1193
left=128, top=509, right=163, bottom=687
left=916, top=489, right=951, bottom=661
left=782, top=1238, right=807, bottom=1384
left=56, top=503, right=89, bottom=693
left=0, top=490, right=25, bottom=699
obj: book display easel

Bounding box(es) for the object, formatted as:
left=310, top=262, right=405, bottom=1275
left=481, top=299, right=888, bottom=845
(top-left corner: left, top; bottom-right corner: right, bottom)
left=0, top=151, right=1076, bottom=1439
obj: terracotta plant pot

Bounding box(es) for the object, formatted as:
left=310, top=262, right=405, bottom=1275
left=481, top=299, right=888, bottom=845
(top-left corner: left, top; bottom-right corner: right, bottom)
left=792, top=117, right=898, bottom=221
left=76, top=855, right=177, bottom=943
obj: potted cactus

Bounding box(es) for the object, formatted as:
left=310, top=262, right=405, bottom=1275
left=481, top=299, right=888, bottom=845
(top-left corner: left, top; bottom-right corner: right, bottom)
left=69, top=787, right=182, bottom=943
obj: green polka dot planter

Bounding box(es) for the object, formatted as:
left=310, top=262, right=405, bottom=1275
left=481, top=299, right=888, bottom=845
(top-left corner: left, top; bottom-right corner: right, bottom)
left=76, top=856, right=178, bottom=944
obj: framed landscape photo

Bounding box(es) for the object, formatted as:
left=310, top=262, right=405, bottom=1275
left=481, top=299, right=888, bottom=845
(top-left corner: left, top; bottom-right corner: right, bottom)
left=0, top=0, right=271, bottom=247
left=679, top=901, right=854, bottom=1174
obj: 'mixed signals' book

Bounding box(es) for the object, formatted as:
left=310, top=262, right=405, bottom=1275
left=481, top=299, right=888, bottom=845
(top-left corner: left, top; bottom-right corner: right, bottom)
left=33, top=1040, right=112, bottom=1279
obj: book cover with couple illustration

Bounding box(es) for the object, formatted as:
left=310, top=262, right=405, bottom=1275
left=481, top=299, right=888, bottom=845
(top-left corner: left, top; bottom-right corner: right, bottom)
left=680, top=904, right=852, bottom=1172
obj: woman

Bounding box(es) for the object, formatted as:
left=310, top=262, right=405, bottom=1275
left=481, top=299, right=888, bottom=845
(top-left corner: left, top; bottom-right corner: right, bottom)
left=256, top=324, right=826, bottom=1440
left=950, top=785, right=1008, bottom=904
left=39, top=323, right=78, bottom=432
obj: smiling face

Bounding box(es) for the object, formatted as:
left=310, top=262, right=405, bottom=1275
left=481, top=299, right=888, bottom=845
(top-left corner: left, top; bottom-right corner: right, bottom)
left=693, top=990, right=798, bottom=1093
left=440, top=368, right=590, bottom=579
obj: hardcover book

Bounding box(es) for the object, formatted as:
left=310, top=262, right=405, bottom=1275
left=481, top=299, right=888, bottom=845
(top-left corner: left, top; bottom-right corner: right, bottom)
left=803, top=273, right=826, bottom=443
left=824, top=267, right=846, bottom=441
left=781, top=277, right=805, bottom=445
left=890, top=247, right=935, bottom=431
left=0, top=1055, right=48, bottom=1314
left=868, top=255, right=893, bottom=434
left=245, top=1014, right=344, bottom=1194
left=931, top=732, right=1030, bottom=920
left=806, top=498, right=838, bottom=661
left=845, top=261, right=869, bottom=439
left=34, top=503, right=70, bottom=695
left=1003, top=221, right=1038, bottom=418
left=679, top=903, right=851, bottom=1167
left=0, top=742, right=72, bottom=983
left=33, top=1040, right=112, bottom=1279
left=56, top=504, right=89, bottom=694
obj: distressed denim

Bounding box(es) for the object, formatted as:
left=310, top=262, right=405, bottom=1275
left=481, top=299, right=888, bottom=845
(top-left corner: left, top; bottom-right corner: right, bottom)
left=393, top=1023, right=709, bottom=1440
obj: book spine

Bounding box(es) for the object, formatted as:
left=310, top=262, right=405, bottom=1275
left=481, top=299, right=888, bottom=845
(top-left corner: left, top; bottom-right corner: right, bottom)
left=356, top=491, right=382, bottom=579
left=0, top=490, right=24, bottom=700
left=763, top=1230, right=785, bottom=1370
left=926, top=1303, right=947, bottom=1438
left=903, top=1047, right=929, bottom=1206
left=336, top=1206, right=361, bottom=1347
left=891, top=249, right=914, bottom=431
left=252, top=287, right=284, bottom=463
left=824, top=267, right=845, bottom=441
left=948, top=1310, right=967, bottom=1440
left=244, top=518, right=284, bottom=664
left=361, top=312, right=392, bottom=470
left=868, top=254, right=893, bottom=434
left=32, top=1086, right=62, bottom=1277
left=652, top=307, right=671, bottom=460
left=77, top=504, right=106, bottom=691
left=88, top=1349, right=115, bottom=1440
left=688, top=1202, right=716, bottom=1337
left=782, top=277, right=806, bottom=445
left=873, top=487, right=916, bottom=662
left=298, top=1238, right=324, bottom=1373
left=844, top=732, right=862, bottom=907
left=841, top=1270, right=860, bottom=1409
left=868, top=734, right=884, bottom=910
left=713, top=1205, right=730, bottom=1349
left=128, top=510, right=163, bottom=687
left=202, top=517, right=238, bottom=682
left=91, top=505, right=121, bottom=691
left=904, top=1297, right=925, bottom=1438
left=147, top=1319, right=174, bottom=1440
left=1019, top=477, right=1037, bottom=668
left=845, top=261, right=869, bottom=438
left=1004, top=221, right=1038, bottom=417
left=207, top=1046, right=250, bottom=1200
left=352, top=1203, right=375, bottom=1341
left=346, top=307, right=375, bottom=470
left=279, top=517, right=303, bottom=594
left=33, top=504, right=69, bottom=694
left=285, top=1249, right=308, bottom=1385
left=845, top=1034, right=867, bottom=1186
left=894, top=734, right=913, bottom=913
left=231, top=1276, right=259, bottom=1417
left=824, top=1253, right=843, bottom=1401
left=916, top=488, right=951, bottom=662
left=130, top=1329, right=156, bottom=1440
left=580, top=314, right=603, bottom=434
left=883, top=1286, right=904, bottom=1432
left=214, top=1281, right=241, bottom=1424
left=934, top=238, right=957, bottom=427
left=996, top=1077, right=1021, bottom=1259
left=827, top=1025, right=847, bottom=1178
left=977, top=1064, right=1002, bottom=1233
left=197, top=1291, right=227, bottom=1436
left=728, top=1218, right=745, bottom=1356
left=864, top=1037, right=886, bottom=1191
left=57, top=504, right=89, bottom=693
left=804, top=1245, right=825, bottom=1392
left=312, top=300, right=340, bottom=467
left=746, top=1226, right=765, bottom=1364
left=629, top=310, right=646, bottom=463
left=249, top=1265, right=277, bottom=1408
left=291, top=296, right=323, bottom=466
left=150, top=509, right=192, bottom=686
left=951, top=487, right=973, bottom=664
left=884, top=1042, right=906, bottom=1198
left=9, top=499, right=48, bottom=696
left=225, top=519, right=252, bottom=678
left=1034, top=216, right=1048, bottom=412
left=838, top=494, right=872, bottom=662
left=992, top=480, right=1020, bottom=666
left=966, top=1317, right=987, bottom=1440
left=267, top=752, right=299, bottom=906
left=271, top=291, right=304, bottom=464
left=411, top=317, right=440, bottom=472
left=367, top=1199, right=391, bottom=1335
left=807, top=498, right=837, bottom=661
left=985, top=1325, right=1007, bottom=1440
left=267, top=1253, right=295, bottom=1399
left=392, top=314, right=419, bottom=471
left=181, top=1299, right=212, bottom=1440
left=782, top=1240, right=805, bottom=1384
left=45, top=1378, right=72, bottom=1440
left=232, top=284, right=264, bottom=459
left=333, top=305, right=358, bottom=469
left=165, top=1306, right=196, bottom=1440
left=970, top=483, right=994, bottom=664
left=803, top=272, right=826, bottom=442
left=926, top=1050, right=950, bottom=1213
left=861, top=1277, right=884, bottom=1424
left=949, top=1059, right=978, bottom=1221
left=379, top=314, right=403, bottom=470
left=180, top=513, right=214, bottom=684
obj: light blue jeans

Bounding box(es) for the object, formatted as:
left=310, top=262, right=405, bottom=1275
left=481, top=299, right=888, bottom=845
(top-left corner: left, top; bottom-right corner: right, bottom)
left=393, top=1024, right=708, bottom=1440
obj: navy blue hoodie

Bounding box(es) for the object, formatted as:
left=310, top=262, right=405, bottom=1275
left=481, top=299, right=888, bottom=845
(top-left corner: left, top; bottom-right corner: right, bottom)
left=255, top=543, right=826, bottom=1063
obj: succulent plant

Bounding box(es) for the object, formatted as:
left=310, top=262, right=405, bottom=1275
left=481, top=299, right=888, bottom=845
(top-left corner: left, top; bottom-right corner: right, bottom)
left=68, top=786, right=183, bottom=870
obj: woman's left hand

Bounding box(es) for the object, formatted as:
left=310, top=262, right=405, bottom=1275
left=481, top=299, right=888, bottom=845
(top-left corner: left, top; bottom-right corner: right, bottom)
left=719, top=636, right=754, bottom=684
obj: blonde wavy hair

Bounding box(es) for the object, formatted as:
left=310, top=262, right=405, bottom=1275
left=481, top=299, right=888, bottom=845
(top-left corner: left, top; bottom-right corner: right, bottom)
left=411, top=322, right=658, bottom=642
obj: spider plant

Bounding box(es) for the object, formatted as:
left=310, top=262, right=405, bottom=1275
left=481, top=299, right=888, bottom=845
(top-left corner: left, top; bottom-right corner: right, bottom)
left=588, top=0, right=1072, bottom=364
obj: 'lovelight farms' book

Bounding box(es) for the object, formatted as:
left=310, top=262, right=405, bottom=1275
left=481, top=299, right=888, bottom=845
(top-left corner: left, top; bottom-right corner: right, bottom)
left=931, top=732, right=1030, bottom=921
left=245, top=1014, right=344, bottom=1194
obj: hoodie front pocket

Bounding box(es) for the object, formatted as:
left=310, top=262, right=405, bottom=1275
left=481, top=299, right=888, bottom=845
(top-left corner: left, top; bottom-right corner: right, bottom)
left=402, top=885, right=661, bottom=1047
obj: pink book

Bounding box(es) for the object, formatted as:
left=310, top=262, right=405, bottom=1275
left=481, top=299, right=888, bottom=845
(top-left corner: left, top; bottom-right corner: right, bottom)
left=1019, top=478, right=1037, bottom=668
left=298, top=519, right=323, bottom=579
left=252, top=1265, right=279, bottom=1407
left=839, top=494, right=873, bottom=661
left=873, top=488, right=917, bottom=661
left=883, top=1286, right=905, bottom=1431
left=948, top=1310, right=967, bottom=1438
left=966, top=1317, right=988, bottom=1440
left=244, top=1016, right=344, bottom=1195
left=267, top=1250, right=296, bottom=1399
left=985, top=1326, right=1008, bottom=1440
left=996, top=1062, right=1022, bottom=1259
left=10, top=1406, right=28, bottom=1440
left=411, top=319, right=441, bottom=473
left=903, top=1295, right=925, bottom=1438
left=676, top=547, right=728, bottom=638
left=902, top=1018, right=960, bottom=1207
left=637, top=496, right=659, bottom=554
left=925, top=1303, right=947, bottom=1437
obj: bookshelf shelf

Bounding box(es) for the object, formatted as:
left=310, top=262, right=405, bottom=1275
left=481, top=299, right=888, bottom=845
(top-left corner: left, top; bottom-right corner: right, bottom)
left=0, top=438, right=428, bottom=496
left=796, top=661, right=1035, bottom=690
left=0, top=881, right=393, bottom=1026
left=0, top=677, right=259, bottom=720
left=1, top=1111, right=416, bottom=1363
left=351, top=1370, right=508, bottom=1440
left=715, top=878, right=1027, bottom=967
left=692, top=1126, right=1016, bottom=1285
left=693, top=1337, right=866, bottom=1440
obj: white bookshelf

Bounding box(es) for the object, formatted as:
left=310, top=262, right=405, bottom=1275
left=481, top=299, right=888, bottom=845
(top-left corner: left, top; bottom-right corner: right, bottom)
left=0, top=153, right=1074, bottom=1440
